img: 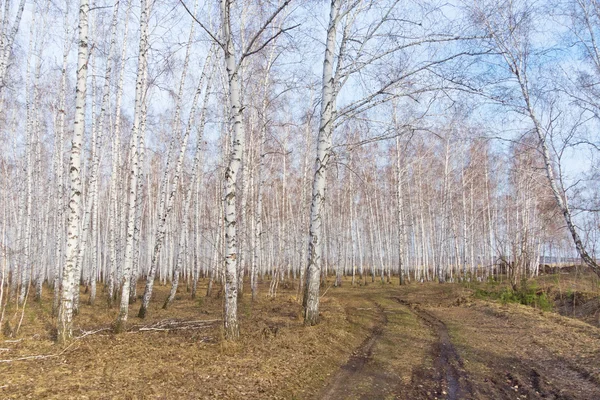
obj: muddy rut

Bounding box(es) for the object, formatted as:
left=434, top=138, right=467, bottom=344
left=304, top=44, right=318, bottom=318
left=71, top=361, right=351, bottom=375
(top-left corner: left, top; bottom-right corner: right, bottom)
left=395, top=297, right=473, bottom=400
left=318, top=302, right=388, bottom=400
left=317, top=286, right=600, bottom=400
left=318, top=296, right=473, bottom=400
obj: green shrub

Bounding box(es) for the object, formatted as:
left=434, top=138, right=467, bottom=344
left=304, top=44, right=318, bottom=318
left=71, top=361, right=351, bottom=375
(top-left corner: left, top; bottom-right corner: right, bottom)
left=498, top=281, right=553, bottom=311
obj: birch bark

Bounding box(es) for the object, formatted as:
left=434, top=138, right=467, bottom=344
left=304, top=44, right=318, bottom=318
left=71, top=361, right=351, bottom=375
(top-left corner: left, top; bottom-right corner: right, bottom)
left=138, top=46, right=214, bottom=318
left=303, top=0, right=341, bottom=326
left=108, top=0, right=132, bottom=307
left=221, top=0, right=244, bottom=339
left=52, top=5, right=72, bottom=315
left=116, top=0, right=149, bottom=332
left=57, top=0, right=89, bottom=344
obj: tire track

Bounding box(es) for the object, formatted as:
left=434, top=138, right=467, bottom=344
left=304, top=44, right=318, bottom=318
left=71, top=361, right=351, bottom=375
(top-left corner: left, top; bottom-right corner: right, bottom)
left=394, top=297, right=473, bottom=400
left=318, top=302, right=388, bottom=400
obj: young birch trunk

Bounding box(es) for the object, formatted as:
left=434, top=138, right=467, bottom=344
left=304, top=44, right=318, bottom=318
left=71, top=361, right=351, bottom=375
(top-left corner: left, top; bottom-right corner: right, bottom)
left=89, top=2, right=119, bottom=305
left=108, top=1, right=132, bottom=307
left=238, top=143, right=248, bottom=298
left=395, top=134, right=405, bottom=285
left=461, top=163, right=468, bottom=280
left=18, top=6, right=38, bottom=306
left=191, top=152, right=202, bottom=299
left=303, top=0, right=340, bottom=326
left=296, top=98, right=313, bottom=298
left=53, top=8, right=72, bottom=315
left=74, top=48, right=98, bottom=313
left=138, top=46, right=214, bottom=318
left=116, top=0, right=149, bottom=332
left=163, top=63, right=214, bottom=309
left=20, top=70, right=33, bottom=306
left=130, top=87, right=148, bottom=304
left=349, top=173, right=356, bottom=286
left=57, top=0, right=89, bottom=344
left=252, top=77, right=270, bottom=300
left=206, top=180, right=223, bottom=298
left=33, top=17, right=47, bottom=302
left=249, top=122, right=259, bottom=301
left=221, top=0, right=244, bottom=340
left=0, top=182, right=6, bottom=325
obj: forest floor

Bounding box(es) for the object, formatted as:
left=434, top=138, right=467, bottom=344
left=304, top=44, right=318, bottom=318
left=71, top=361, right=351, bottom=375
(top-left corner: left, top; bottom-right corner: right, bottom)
left=1, top=271, right=600, bottom=399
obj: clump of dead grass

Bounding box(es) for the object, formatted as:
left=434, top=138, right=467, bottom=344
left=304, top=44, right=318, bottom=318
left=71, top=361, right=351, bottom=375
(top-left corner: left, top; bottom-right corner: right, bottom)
left=0, top=278, right=377, bottom=399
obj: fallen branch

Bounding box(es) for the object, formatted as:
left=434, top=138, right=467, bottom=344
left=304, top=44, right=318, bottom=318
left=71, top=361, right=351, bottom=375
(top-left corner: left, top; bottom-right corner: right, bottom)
left=0, top=340, right=78, bottom=364
left=75, top=327, right=110, bottom=339
left=138, top=327, right=170, bottom=332
left=135, top=318, right=220, bottom=332
left=320, top=283, right=333, bottom=299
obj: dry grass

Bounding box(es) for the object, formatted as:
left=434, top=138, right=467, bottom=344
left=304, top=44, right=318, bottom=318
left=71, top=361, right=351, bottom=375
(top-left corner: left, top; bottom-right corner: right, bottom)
left=2, top=273, right=600, bottom=399
left=0, top=279, right=377, bottom=399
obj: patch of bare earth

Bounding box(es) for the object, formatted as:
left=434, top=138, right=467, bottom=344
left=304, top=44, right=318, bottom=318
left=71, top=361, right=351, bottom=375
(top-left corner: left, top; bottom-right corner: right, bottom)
left=439, top=301, right=600, bottom=399
left=317, top=300, right=388, bottom=400
left=319, top=282, right=600, bottom=400
left=395, top=298, right=473, bottom=400
left=317, top=288, right=445, bottom=400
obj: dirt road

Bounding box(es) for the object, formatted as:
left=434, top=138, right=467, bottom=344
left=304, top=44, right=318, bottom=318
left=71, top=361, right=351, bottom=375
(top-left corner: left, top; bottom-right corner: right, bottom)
left=317, top=284, right=600, bottom=399
left=2, top=280, right=599, bottom=399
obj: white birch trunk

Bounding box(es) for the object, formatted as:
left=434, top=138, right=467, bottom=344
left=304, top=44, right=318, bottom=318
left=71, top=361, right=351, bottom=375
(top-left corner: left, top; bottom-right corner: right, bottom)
left=395, top=134, right=406, bottom=285
left=116, top=0, right=149, bottom=332
left=0, top=0, right=25, bottom=92
left=303, top=0, right=341, bottom=325
left=138, top=46, right=214, bottom=318
left=87, top=0, right=121, bottom=306
left=57, top=0, right=89, bottom=344
left=52, top=7, right=72, bottom=315
left=221, top=0, right=244, bottom=340
left=108, top=0, right=132, bottom=307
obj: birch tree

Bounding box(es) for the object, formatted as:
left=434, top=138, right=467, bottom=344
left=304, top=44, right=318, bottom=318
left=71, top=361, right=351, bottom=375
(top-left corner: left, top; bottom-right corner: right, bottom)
left=473, top=0, right=600, bottom=277
left=0, top=0, right=26, bottom=94
left=115, top=0, right=150, bottom=332
left=303, top=0, right=477, bottom=324
left=182, top=0, right=293, bottom=340
left=57, top=0, right=89, bottom=344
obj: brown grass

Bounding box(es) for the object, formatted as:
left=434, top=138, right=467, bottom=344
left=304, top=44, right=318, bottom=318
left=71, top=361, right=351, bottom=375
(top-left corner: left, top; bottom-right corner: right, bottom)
left=2, top=273, right=600, bottom=399
left=0, top=279, right=378, bottom=399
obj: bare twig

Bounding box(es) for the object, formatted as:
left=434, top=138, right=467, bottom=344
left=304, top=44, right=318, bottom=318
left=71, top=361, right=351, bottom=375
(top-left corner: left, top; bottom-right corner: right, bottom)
left=75, top=327, right=110, bottom=339
left=179, top=0, right=223, bottom=48
left=240, top=0, right=293, bottom=62
left=320, top=283, right=334, bottom=298
left=0, top=339, right=78, bottom=364
left=133, top=318, right=221, bottom=332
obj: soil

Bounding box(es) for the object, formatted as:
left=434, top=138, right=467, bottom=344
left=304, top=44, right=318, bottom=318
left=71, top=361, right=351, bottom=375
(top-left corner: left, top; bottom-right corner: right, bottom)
left=2, top=275, right=600, bottom=399
left=395, top=298, right=473, bottom=400
left=316, top=281, right=600, bottom=399
left=317, top=302, right=388, bottom=400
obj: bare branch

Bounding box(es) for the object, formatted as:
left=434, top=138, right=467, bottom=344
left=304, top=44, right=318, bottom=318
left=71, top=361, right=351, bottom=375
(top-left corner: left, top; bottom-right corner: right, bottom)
left=242, top=23, right=300, bottom=59
left=240, top=0, right=293, bottom=63
left=179, top=0, right=223, bottom=48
